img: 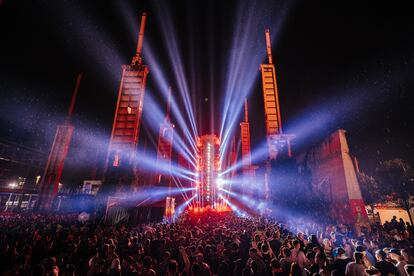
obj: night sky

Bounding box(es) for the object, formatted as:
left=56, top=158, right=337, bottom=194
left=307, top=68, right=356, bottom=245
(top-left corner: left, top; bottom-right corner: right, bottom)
left=0, top=0, right=413, bottom=185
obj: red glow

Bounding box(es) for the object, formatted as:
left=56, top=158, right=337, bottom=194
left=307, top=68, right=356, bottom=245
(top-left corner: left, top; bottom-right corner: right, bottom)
left=186, top=205, right=232, bottom=215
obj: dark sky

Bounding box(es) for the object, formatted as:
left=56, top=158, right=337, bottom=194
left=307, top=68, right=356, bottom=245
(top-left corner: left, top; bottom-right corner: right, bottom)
left=0, top=0, right=413, bottom=183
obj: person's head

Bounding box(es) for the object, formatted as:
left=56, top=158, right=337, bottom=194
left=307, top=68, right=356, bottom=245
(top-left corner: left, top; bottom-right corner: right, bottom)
left=322, top=238, right=331, bottom=248
left=336, top=247, right=346, bottom=257
left=370, top=240, right=379, bottom=251
left=108, top=244, right=116, bottom=254
left=355, top=245, right=366, bottom=253
left=401, top=249, right=410, bottom=262
left=293, top=239, right=300, bottom=250
left=137, top=243, right=144, bottom=254
left=283, top=247, right=291, bottom=258
left=375, top=250, right=386, bottom=261
left=273, top=231, right=280, bottom=240
left=310, top=234, right=318, bottom=244
left=383, top=247, right=391, bottom=254
left=122, top=256, right=133, bottom=268
left=163, top=250, right=171, bottom=261
left=230, top=242, right=239, bottom=251
left=168, top=260, right=178, bottom=274
left=249, top=248, right=258, bottom=258
left=143, top=256, right=152, bottom=269
left=261, top=243, right=269, bottom=253
left=306, top=251, right=316, bottom=264
left=389, top=248, right=402, bottom=261
left=191, top=263, right=200, bottom=276
left=270, top=258, right=281, bottom=272
left=196, top=253, right=204, bottom=265
left=44, top=257, right=57, bottom=270
left=354, top=252, right=364, bottom=265
left=313, top=246, right=321, bottom=254
left=363, top=239, right=371, bottom=248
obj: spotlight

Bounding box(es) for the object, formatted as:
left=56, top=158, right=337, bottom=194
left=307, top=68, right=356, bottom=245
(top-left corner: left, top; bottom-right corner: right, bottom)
left=216, top=177, right=225, bottom=188
left=8, top=182, right=18, bottom=189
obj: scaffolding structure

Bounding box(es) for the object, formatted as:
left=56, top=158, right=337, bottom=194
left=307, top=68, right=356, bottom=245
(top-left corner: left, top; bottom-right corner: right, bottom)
left=240, top=99, right=255, bottom=196
left=260, top=29, right=294, bottom=160
left=105, top=13, right=149, bottom=189
left=195, top=135, right=222, bottom=209
left=37, top=74, right=82, bottom=210
left=156, top=87, right=174, bottom=189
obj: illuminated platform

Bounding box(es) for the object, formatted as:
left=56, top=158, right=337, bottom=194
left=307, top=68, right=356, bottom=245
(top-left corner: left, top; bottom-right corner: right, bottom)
left=193, top=134, right=227, bottom=210
left=188, top=204, right=231, bottom=214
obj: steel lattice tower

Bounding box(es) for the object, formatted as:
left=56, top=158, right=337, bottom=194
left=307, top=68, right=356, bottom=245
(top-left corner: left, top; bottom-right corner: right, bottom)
left=37, top=74, right=82, bottom=210
left=105, top=13, right=149, bottom=189
left=196, top=135, right=221, bottom=209
left=240, top=98, right=255, bottom=196
left=156, top=88, right=174, bottom=188
left=260, top=29, right=294, bottom=160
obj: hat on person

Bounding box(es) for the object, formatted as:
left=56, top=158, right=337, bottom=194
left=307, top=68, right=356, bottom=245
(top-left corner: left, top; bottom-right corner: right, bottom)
left=336, top=247, right=346, bottom=255
left=355, top=245, right=366, bottom=252
left=375, top=250, right=387, bottom=260
left=389, top=248, right=401, bottom=256
left=383, top=247, right=391, bottom=253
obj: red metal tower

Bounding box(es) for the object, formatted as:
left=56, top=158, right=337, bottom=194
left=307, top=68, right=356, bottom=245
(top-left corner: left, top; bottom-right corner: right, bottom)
left=156, top=87, right=174, bottom=188
left=228, top=137, right=237, bottom=179
left=196, top=135, right=222, bottom=209
left=240, top=98, right=255, bottom=196
left=221, top=137, right=237, bottom=201
left=260, top=28, right=295, bottom=201
left=260, top=28, right=294, bottom=160
left=105, top=13, right=149, bottom=188
left=37, top=74, right=82, bottom=210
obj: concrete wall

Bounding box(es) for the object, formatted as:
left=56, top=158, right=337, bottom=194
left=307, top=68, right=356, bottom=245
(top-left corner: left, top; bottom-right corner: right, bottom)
left=299, top=129, right=368, bottom=224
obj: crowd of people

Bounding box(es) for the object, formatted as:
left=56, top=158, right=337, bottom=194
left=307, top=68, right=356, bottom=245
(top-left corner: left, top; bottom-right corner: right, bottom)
left=0, top=210, right=413, bottom=276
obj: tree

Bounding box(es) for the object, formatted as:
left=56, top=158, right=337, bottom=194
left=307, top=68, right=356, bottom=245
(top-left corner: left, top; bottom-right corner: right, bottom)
left=376, top=158, right=414, bottom=223
left=357, top=172, right=383, bottom=206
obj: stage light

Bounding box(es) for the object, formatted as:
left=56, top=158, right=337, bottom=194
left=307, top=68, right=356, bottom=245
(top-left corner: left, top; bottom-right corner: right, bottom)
left=216, top=177, right=225, bottom=188
left=8, top=182, right=18, bottom=188
left=175, top=194, right=197, bottom=217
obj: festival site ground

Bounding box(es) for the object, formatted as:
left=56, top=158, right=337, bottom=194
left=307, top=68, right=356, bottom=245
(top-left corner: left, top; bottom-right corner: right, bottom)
left=0, top=209, right=413, bottom=276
